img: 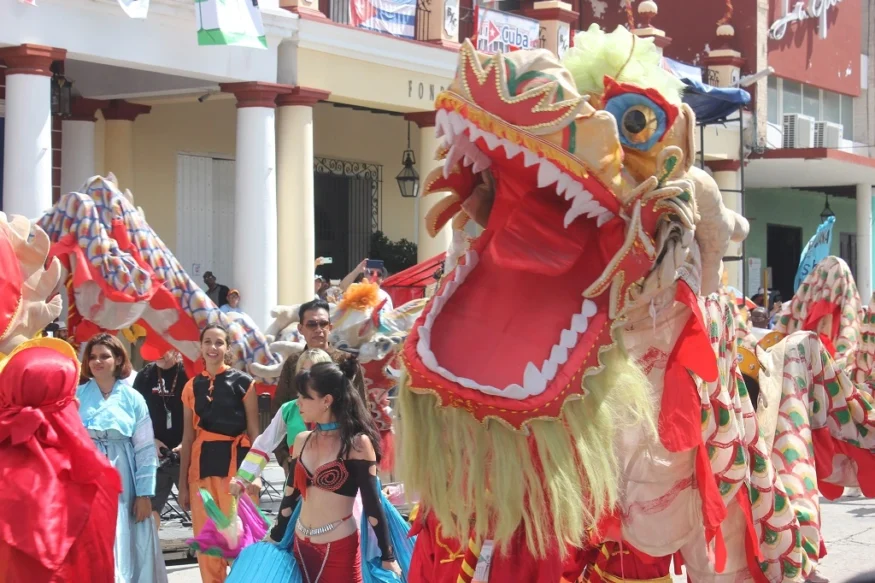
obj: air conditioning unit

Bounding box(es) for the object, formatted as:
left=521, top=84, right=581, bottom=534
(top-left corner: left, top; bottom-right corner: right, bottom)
left=783, top=113, right=815, bottom=148
left=814, top=121, right=843, bottom=148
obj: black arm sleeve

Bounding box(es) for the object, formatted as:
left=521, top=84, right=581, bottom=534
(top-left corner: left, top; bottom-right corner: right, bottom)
left=348, top=459, right=394, bottom=562
left=269, top=458, right=303, bottom=542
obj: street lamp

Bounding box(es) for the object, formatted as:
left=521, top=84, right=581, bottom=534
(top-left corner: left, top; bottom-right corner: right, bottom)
left=820, top=193, right=835, bottom=222
left=50, top=62, right=72, bottom=118
left=396, top=122, right=420, bottom=198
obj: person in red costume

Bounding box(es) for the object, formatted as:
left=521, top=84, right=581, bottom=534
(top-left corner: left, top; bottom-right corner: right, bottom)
left=0, top=337, right=122, bottom=583
left=407, top=506, right=595, bottom=583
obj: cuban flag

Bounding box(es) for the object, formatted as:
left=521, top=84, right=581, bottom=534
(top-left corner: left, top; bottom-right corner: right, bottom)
left=351, top=0, right=416, bottom=40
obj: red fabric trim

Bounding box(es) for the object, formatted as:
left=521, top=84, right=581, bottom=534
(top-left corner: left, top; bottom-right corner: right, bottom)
left=818, top=333, right=837, bottom=359
left=695, top=444, right=728, bottom=545
left=294, top=459, right=309, bottom=500
left=811, top=427, right=875, bottom=499
left=736, top=488, right=769, bottom=583
left=249, top=449, right=270, bottom=462
left=802, top=300, right=841, bottom=346
left=660, top=283, right=718, bottom=452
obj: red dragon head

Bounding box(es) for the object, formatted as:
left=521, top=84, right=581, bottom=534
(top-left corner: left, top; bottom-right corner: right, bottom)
left=403, top=38, right=695, bottom=429
left=397, top=30, right=720, bottom=557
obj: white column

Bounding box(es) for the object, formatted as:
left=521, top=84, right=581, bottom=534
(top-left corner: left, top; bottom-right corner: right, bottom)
left=856, top=184, right=873, bottom=302
left=0, top=45, right=65, bottom=219
left=61, top=119, right=96, bottom=194
left=222, top=83, right=288, bottom=330
left=100, top=100, right=150, bottom=192
left=712, top=167, right=744, bottom=293
left=407, top=113, right=453, bottom=262
left=276, top=89, right=328, bottom=305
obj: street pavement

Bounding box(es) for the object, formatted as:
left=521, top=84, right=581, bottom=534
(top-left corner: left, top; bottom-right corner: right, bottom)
left=165, top=491, right=875, bottom=582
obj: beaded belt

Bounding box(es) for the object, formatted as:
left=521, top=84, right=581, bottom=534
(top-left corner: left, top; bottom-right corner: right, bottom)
left=295, top=514, right=352, bottom=538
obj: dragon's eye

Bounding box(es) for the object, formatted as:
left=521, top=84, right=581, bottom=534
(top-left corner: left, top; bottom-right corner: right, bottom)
left=605, top=93, right=669, bottom=151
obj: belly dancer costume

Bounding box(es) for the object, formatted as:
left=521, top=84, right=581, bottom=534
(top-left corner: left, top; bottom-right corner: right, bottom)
left=182, top=366, right=259, bottom=583
left=227, top=427, right=415, bottom=583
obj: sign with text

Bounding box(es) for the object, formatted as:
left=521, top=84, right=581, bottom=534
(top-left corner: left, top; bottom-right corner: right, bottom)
left=475, top=7, right=540, bottom=54
left=767, top=0, right=860, bottom=95
left=794, top=216, right=835, bottom=292
left=769, top=0, right=843, bottom=41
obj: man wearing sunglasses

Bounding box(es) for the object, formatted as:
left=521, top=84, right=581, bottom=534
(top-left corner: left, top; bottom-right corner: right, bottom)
left=268, top=299, right=366, bottom=474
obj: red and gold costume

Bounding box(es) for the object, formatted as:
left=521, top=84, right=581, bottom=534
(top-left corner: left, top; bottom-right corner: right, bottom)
left=0, top=213, right=121, bottom=583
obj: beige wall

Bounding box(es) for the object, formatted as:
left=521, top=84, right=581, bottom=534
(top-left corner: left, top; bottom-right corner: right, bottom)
left=131, top=97, right=237, bottom=251
left=313, top=102, right=418, bottom=243
left=120, top=97, right=419, bottom=253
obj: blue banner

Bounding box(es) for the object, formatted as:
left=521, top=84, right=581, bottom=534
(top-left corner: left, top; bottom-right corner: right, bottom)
left=794, top=216, right=835, bottom=292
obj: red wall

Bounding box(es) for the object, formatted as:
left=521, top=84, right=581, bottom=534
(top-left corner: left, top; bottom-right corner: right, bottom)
left=575, top=0, right=759, bottom=75
left=767, top=0, right=861, bottom=96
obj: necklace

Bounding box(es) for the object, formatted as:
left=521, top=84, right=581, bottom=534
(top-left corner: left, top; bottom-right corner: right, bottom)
left=158, top=363, right=180, bottom=396
left=316, top=421, right=339, bottom=432
left=98, top=384, right=114, bottom=398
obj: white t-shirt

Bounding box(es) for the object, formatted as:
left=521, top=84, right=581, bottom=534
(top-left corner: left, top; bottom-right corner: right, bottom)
left=377, top=288, right=394, bottom=312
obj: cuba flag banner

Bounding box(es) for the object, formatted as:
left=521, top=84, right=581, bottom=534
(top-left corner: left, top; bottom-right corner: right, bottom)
left=196, top=0, right=268, bottom=50
left=794, top=216, right=835, bottom=292
left=351, top=0, right=416, bottom=40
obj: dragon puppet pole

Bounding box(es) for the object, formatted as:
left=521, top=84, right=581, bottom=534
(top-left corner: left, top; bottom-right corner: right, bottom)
left=457, top=537, right=482, bottom=583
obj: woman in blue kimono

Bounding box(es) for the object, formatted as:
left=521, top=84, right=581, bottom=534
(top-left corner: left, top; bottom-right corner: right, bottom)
left=77, top=333, right=168, bottom=583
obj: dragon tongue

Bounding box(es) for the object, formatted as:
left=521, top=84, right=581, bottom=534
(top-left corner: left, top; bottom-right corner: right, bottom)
left=489, top=195, right=584, bottom=275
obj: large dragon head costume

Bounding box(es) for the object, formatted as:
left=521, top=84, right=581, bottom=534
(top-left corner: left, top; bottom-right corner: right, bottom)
left=399, top=25, right=747, bottom=556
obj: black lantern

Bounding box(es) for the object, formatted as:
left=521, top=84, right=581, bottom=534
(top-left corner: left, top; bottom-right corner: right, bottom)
left=50, top=62, right=72, bottom=118
left=396, top=122, right=420, bottom=198
left=820, top=193, right=835, bottom=222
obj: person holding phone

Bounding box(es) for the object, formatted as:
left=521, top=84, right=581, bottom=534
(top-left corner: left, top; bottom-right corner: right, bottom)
left=339, top=258, right=394, bottom=313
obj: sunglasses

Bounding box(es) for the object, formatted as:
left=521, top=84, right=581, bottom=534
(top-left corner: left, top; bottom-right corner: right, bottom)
left=304, top=320, right=331, bottom=330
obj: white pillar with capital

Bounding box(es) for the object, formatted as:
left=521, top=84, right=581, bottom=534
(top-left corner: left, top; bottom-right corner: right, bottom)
left=856, top=184, right=873, bottom=302
left=61, top=99, right=105, bottom=195
left=276, top=87, right=330, bottom=305
left=100, top=100, right=151, bottom=192
left=406, top=112, right=453, bottom=262
left=0, top=44, right=66, bottom=219
left=709, top=164, right=744, bottom=293
left=221, top=83, right=288, bottom=330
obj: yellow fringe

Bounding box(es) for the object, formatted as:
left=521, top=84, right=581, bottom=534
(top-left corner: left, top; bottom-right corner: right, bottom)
left=398, top=337, right=656, bottom=558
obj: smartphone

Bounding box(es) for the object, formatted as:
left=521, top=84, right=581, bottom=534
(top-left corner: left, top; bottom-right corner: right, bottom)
left=366, top=259, right=385, bottom=270
left=322, top=257, right=333, bottom=264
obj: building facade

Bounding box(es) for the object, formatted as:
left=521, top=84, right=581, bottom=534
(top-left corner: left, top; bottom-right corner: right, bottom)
left=2, top=0, right=874, bottom=332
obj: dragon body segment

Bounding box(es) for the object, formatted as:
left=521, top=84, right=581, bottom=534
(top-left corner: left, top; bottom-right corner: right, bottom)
left=37, top=175, right=281, bottom=382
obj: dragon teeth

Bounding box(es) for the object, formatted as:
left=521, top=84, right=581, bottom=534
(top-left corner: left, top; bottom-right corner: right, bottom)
left=537, top=161, right=561, bottom=188
left=523, top=362, right=547, bottom=394
left=581, top=299, right=598, bottom=318
left=596, top=212, right=615, bottom=227
left=523, top=149, right=540, bottom=168
left=481, top=132, right=501, bottom=151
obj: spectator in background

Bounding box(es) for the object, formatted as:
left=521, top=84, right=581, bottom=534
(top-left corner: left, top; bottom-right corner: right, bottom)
left=340, top=258, right=394, bottom=312
left=314, top=276, right=329, bottom=301
left=203, top=271, right=230, bottom=307
left=269, top=299, right=366, bottom=474
left=220, top=289, right=243, bottom=314
left=132, top=349, right=188, bottom=529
